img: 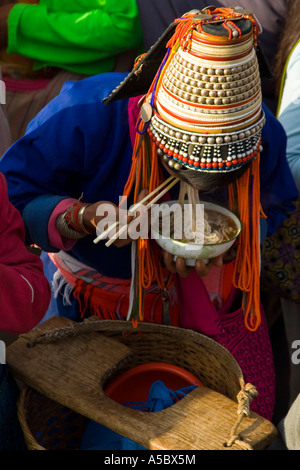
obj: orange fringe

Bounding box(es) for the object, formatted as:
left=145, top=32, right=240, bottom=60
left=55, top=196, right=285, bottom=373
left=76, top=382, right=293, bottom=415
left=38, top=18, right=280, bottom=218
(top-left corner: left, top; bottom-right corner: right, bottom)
left=167, top=8, right=259, bottom=51
left=167, top=8, right=241, bottom=51
left=121, top=42, right=179, bottom=320
left=122, top=44, right=173, bottom=202
left=122, top=89, right=175, bottom=321
left=167, top=16, right=196, bottom=50
left=228, top=153, right=265, bottom=331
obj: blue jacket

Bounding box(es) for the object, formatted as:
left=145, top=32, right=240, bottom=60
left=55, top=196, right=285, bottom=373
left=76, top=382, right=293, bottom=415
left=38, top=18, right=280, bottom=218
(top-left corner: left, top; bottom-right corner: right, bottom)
left=0, top=73, right=134, bottom=280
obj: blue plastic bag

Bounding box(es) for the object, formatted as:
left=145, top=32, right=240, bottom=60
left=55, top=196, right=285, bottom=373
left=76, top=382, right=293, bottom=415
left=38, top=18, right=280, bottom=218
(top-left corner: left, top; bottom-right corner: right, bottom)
left=80, top=381, right=197, bottom=450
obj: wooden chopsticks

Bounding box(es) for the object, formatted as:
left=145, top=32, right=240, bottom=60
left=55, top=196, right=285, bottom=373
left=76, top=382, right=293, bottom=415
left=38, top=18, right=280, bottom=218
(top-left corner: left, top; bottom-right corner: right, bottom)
left=93, top=176, right=179, bottom=247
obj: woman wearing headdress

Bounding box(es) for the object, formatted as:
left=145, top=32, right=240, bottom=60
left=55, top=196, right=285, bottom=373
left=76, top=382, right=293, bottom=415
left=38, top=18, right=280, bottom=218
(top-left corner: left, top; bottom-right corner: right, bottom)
left=0, top=7, right=297, bottom=422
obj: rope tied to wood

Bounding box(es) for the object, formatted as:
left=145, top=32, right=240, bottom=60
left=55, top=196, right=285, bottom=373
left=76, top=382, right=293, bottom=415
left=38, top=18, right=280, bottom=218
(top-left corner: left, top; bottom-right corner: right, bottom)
left=225, top=383, right=258, bottom=450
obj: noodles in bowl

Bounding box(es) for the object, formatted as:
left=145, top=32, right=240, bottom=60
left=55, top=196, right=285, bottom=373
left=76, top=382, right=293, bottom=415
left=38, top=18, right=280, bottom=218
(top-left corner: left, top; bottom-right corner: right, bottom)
left=151, top=183, right=241, bottom=265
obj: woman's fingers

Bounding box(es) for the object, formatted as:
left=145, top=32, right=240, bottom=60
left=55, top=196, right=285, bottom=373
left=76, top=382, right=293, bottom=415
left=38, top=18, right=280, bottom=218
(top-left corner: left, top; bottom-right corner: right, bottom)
left=174, top=257, right=194, bottom=278
left=195, top=259, right=211, bottom=276
left=210, top=254, right=223, bottom=267
left=195, top=254, right=223, bottom=276
left=94, top=189, right=150, bottom=247
left=162, top=250, right=177, bottom=273
left=162, top=251, right=193, bottom=278
left=135, top=188, right=149, bottom=204
left=163, top=250, right=224, bottom=277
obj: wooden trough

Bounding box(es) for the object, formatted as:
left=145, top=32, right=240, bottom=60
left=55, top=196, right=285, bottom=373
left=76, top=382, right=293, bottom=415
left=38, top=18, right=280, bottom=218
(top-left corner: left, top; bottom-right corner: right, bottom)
left=6, top=316, right=277, bottom=450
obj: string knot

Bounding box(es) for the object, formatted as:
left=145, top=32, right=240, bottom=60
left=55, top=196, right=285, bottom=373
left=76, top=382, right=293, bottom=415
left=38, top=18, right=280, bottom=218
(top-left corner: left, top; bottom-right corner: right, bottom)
left=225, top=383, right=258, bottom=450
left=237, top=383, right=258, bottom=417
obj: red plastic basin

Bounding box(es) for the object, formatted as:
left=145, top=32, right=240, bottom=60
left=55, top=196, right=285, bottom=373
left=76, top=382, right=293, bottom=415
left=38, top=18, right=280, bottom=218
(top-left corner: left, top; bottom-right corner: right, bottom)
left=104, top=362, right=202, bottom=404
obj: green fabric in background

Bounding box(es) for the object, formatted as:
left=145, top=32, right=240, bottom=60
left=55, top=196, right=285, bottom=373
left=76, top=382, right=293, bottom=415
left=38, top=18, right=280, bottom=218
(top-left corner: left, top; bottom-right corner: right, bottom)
left=7, top=0, right=143, bottom=75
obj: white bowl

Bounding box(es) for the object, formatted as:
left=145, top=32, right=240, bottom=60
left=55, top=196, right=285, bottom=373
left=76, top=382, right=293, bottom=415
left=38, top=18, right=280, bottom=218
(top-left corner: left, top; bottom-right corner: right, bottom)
left=151, top=200, right=241, bottom=266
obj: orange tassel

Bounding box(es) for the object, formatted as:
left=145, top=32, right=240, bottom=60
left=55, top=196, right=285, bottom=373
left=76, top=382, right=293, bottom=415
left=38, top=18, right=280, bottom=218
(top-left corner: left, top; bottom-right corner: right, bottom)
left=122, top=116, right=170, bottom=321
left=166, top=16, right=195, bottom=50
left=229, top=154, right=263, bottom=331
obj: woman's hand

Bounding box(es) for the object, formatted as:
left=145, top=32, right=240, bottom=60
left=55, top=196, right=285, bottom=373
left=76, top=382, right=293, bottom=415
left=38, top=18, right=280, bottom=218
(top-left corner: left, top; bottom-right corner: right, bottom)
left=83, top=189, right=149, bottom=247
left=162, top=250, right=223, bottom=278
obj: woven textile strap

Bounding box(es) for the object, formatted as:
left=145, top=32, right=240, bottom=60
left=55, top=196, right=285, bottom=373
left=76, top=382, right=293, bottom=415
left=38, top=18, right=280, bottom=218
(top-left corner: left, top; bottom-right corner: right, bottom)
left=48, top=251, right=180, bottom=326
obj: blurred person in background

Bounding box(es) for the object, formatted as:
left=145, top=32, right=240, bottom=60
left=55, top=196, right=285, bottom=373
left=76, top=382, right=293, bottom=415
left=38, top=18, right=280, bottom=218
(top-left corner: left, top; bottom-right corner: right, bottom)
left=0, top=161, right=51, bottom=449
left=0, top=0, right=143, bottom=141
left=267, top=0, right=300, bottom=407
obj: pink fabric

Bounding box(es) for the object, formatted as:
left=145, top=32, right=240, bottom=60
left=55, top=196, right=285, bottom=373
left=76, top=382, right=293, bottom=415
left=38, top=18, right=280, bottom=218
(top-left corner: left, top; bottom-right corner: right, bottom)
left=3, top=76, right=50, bottom=93
left=176, top=269, right=275, bottom=421
left=0, top=172, right=51, bottom=334
left=48, top=198, right=77, bottom=250
left=177, top=270, right=218, bottom=336
left=177, top=265, right=231, bottom=334
left=128, top=96, right=142, bottom=147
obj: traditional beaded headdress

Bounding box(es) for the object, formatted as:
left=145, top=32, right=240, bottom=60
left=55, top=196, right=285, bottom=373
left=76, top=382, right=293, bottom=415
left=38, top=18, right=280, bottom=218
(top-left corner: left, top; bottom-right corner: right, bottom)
left=148, top=8, right=265, bottom=173
left=105, top=7, right=269, bottom=332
